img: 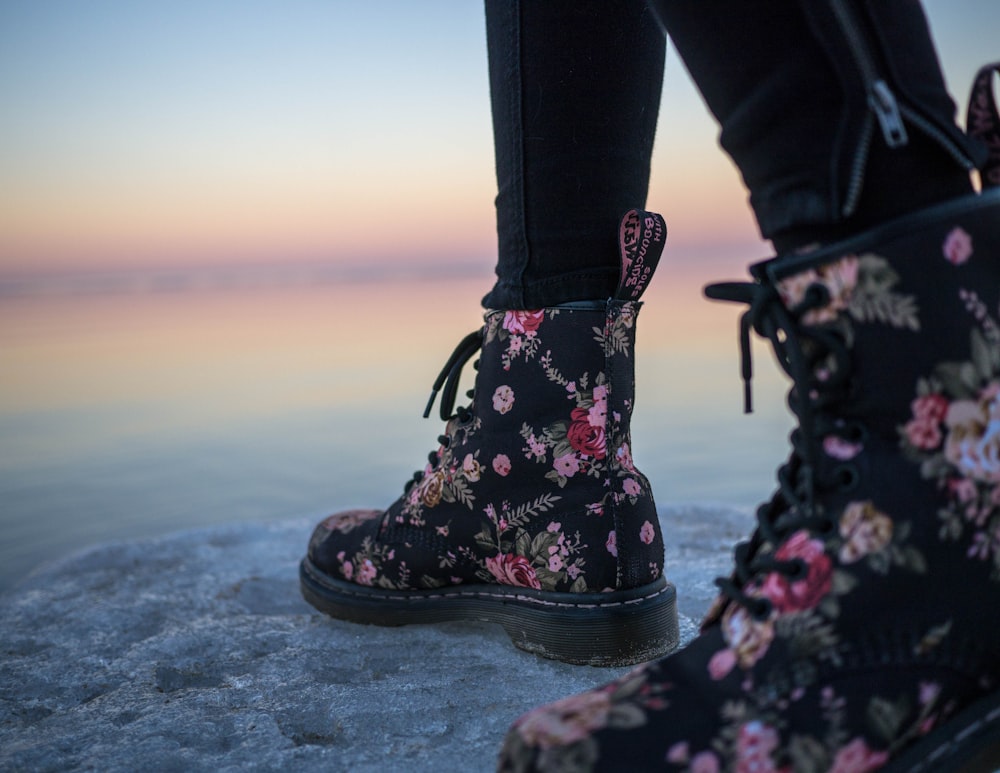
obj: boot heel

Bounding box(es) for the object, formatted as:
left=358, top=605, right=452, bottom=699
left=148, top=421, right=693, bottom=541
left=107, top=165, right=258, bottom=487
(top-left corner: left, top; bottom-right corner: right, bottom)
left=497, top=578, right=680, bottom=667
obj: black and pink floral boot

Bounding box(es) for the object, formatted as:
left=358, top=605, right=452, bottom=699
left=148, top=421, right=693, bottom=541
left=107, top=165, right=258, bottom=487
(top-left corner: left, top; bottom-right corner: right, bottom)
left=499, top=190, right=1000, bottom=771
left=301, top=211, right=679, bottom=666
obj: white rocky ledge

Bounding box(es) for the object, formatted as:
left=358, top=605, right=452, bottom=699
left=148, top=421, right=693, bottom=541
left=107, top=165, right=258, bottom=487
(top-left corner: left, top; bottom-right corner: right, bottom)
left=0, top=506, right=750, bottom=772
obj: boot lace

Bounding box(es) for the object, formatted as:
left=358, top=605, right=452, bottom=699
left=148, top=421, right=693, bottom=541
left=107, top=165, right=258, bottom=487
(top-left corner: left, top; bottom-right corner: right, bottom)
left=402, top=329, right=484, bottom=494
left=705, top=278, right=864, bottom=620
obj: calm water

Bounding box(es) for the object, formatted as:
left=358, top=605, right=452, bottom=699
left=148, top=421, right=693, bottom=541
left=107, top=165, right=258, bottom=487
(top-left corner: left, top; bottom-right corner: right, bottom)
left=0, top=260, right=792, bottom=592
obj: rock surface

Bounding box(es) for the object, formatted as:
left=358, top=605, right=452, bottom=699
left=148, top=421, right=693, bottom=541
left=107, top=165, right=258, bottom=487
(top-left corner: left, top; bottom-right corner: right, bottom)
left=0, top=505, right=751, bottom=772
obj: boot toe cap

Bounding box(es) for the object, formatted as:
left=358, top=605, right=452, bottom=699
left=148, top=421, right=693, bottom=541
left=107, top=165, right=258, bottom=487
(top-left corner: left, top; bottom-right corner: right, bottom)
left=307, top=508, right=383, bottom=572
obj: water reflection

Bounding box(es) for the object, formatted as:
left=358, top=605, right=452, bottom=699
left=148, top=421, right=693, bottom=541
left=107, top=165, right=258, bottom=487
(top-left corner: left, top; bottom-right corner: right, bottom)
left=0, top=261, right=792, bottom=590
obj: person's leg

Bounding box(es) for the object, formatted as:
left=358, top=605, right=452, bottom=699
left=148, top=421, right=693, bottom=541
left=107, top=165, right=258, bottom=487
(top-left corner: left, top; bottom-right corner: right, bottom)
left=656, top=0, right=980, bottom=251
left=483, top=0, right=665, bottom=308
left=301, top=1, right=679, bottom=667
left=500, top=2, right=1000, bottom=770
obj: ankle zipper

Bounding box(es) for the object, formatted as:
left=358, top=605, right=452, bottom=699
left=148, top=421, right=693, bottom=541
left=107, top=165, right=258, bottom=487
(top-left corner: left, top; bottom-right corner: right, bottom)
left=828, top=0, right=976, bottom=216
left=829, top=0, right=907, bottom=148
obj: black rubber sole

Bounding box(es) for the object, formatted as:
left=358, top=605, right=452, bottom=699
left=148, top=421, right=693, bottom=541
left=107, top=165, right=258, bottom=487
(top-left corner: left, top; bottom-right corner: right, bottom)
left=300, top=557, right=680, bottom=667
left=886, top=688, right=1000, bottom=773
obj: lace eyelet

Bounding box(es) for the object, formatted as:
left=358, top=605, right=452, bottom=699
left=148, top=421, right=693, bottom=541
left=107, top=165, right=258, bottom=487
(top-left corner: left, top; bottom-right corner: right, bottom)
left=797, top=283, right=831, bottom=314
left=833, top=464, right=859, bottom=492
left=788, top=558, right=809, bottom=581
left=403, top=470, right=425, bottom=493
left=845, top=421, right=869, bottom=444
left=752, top=598, right=773, bottom=621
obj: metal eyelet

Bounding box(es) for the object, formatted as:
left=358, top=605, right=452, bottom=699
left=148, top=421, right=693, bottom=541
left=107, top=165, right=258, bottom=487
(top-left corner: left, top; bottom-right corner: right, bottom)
left=787, top=557, right=809, bottom=581
left=752, top=597, right=774, bottom=622
left=800, top=283, right=831, bottom=312
left=833, top=464, right=859, bottom=492
left=844, top=421, right=869, bottom=444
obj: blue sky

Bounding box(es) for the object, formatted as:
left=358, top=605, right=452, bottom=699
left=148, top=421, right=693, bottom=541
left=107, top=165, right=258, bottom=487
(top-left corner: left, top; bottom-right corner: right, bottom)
left=0, top=1, right=996, bottom=274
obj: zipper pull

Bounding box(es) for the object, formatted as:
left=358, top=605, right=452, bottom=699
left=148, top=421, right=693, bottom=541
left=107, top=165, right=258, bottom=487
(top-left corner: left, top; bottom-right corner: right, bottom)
left=870, top=80, right=908, bottom=148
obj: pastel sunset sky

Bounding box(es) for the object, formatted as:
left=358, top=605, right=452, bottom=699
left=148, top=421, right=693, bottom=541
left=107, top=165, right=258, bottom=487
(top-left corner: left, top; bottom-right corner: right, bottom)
left=1, top=0, right=997, bottom=277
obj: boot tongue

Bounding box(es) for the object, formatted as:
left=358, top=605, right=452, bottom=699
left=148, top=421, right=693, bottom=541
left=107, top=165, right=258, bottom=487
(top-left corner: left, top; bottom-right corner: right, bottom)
left=614, top=210, right=666, bottom=301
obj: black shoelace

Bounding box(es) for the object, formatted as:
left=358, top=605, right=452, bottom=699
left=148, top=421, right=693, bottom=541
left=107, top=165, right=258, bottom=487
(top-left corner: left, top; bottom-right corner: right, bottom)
left=403, top=329, right=484, bottom=495
left=706, top=279, right=864, bottom=619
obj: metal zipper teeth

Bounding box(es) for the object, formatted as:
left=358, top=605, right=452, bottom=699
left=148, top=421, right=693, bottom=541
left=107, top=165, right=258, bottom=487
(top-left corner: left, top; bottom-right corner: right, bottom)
left=829, top=0, right=907, bottom=146
left=843, top=117, right=874, bottom=218
left=830, top=0, right=904, bottom=216
left=829, top=0, right=976, bottom=216
left=898, top=103, right=977, bottom=170
left=828, top=0, right=882, bottom=88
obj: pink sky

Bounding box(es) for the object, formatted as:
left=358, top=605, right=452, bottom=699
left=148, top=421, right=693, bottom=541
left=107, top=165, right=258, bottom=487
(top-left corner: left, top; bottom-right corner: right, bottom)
left=0, top=1, right=995, bottom=277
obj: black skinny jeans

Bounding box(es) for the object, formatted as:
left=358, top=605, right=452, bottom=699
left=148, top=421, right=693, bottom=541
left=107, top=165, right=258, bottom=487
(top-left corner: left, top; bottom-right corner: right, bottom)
left=482, top=0, right=984, bottom=310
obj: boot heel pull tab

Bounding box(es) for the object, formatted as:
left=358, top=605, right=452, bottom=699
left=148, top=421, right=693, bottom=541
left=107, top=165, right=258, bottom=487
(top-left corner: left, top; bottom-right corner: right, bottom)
left=615, top=210, right=666, bottom=302
left=967, top=62, right=1000, bottom=190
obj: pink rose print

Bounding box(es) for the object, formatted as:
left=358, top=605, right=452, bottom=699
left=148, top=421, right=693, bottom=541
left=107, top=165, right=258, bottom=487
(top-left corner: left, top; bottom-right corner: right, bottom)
left=919, top=681, right=941, bottom=707
left=320, top=509, right=381, bottom=534
left=942, top=226, right=973, bottom=265
left=707, top=647, right=737, bottom=680
left=568, top=407, right=607, bottom=459
left=492, top=385, right=515, bottom=414
left=587, top=403, right=607, bottom=428
left=524, top=433, right=548, bottom=461
left=418, top=470, right=445, bottom=508
left=950, top=476, right=978, bottom=504
left=904, top=393, right=950, bottom=451
left=606, top=530, right=618, bottom=557
left=639, top=519, right=655, bottom=544
left=588, top=384, right=609, bottom=428
left=904, top=418, right=943, bottom=450
left=462, top=453, right=482, bottom=482
left=823, top=435, right=863, bottom=460
left=778, top=255, right=859, bottom=325
left=759, top=530, right=832, bottom=613
left=838, top=501, right=893, bottom=563
left=944, top=383, right=1000, bottom=483
left=503, top=309, right=545, bottom=335
left=337, top=551, right=354, bottom=581
left=553, top=452, right=580, bottom=477
left=828, top=738, right=889, bottom=773
left=515, top=689, right=612, bottom=749
left=492, top=454, right=511, bottom=476
left=666, top=743, right=689, bottom=764
left=616, top=442, right=636, bottom=472
left=735, top=721, right=783, bottom=773
left=486, top=553, right=542, bottom=589
left=356, top=558, right=377, bottom=586
left=691, top=751, right=721, bottom=773
left=721, top=603, right=776, bottom=669
left=913, top=394, right=950, bottom=423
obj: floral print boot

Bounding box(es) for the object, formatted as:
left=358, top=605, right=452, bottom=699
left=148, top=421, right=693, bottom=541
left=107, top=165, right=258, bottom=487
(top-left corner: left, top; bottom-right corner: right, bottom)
left=301, top=211, right=679, bottom=666
left=499, top=191, right=1000, bottom=771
